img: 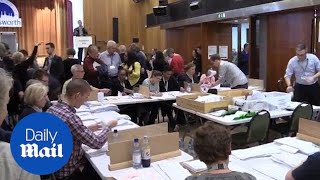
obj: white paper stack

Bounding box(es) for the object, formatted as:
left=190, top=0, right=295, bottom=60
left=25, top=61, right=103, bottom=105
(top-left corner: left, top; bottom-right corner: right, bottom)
left=181, top=160, right=207, bottom=173
left=156, top=160, right=192, bottom=180
left=194, top=94, right=223, bottom=103
left=274, top=137, right=320, bottom=155
left=82, top=143, right=108, bottom=157
left=90, top=104, right=119, bottom=113
left=232, top=145, right=281, bottom=160
left=271, top=152, right=307, bottom=168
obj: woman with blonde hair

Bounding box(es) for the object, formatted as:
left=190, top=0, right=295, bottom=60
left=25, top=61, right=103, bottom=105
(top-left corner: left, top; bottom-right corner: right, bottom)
left=0, top=68, right=40, bottom=180
left=19, top=83, right=49, bottom=120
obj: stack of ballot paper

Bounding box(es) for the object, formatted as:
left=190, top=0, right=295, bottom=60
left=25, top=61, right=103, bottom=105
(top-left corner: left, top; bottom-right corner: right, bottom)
left=194, top=94, right=224, bottom=103
left=90, top=104, right=119, bottom=113
left=181, top=160, right=207, bottom=173
left=271, top=152, right=307, bottom=168
left=274, top=137, right=320, bottom=155
left=156, top=161, right=192, bottom=180
left=232, top=145, right=281, bottom=160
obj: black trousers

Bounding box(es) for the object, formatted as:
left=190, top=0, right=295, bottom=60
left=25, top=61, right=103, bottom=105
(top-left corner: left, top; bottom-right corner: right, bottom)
left=160, top=101, right=175, bottom=131
left=78, top=48, right=84, bottom=63
left=293, top=83, right=320, bottom=105
left=231, top=83, right=248, bottom=89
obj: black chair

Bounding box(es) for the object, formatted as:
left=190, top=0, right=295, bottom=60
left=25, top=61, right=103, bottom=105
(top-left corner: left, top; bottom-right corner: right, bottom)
left=270, top=103, right=313, bottom=137
left=232, top=110, right=271, bottom=148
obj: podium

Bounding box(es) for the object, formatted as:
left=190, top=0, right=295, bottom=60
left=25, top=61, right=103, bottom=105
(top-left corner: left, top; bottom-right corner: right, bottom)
left=74, top=36, right=93, bottom=48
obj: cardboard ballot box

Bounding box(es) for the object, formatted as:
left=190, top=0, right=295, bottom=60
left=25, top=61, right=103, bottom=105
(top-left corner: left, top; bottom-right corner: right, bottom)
left=108, top=123, right=180, bottom=170
left=217, top=89, right=252, bottom=97
left=176, top=93, right=230, bottom=113
left=297, top=118, right=320, bottom=145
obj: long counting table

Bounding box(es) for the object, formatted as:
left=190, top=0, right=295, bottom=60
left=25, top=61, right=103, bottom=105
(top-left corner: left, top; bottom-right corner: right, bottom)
left=173, top=102, right=320, bottom=126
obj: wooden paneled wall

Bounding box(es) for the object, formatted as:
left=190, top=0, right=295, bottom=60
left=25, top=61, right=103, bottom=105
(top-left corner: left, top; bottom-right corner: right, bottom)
left=201, top=22, right=233, bottom=72
left=166, top=25, right=202, bottom=63
left=266, top=10, right=314, bottom=91
left=83, top=0, right=178, bottom=53
left=166, top=22, right=233, bottom=73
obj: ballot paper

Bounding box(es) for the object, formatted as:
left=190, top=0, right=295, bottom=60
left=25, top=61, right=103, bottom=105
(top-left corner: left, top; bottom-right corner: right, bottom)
left=82, top=143, right=108, bottom=157
left=246, top=90, right=265, bottom=100
left=194, top=94, right=223, bottom=103
left=252, top=160, right=289, bottom=180
left=114, top=167, right=165, bottom=180
left=76, top=105, right=90, bottom=113
left=77, top=113, right=97, bottom=121
left=271, top=152, right=307, bottom=168
left=156, top=160, right=192, bottom=180
left=209, top=110, right=228, bottom=117
left=181, top=160, right=207, bottom=173
left=274, top=137, right=320, bottom=155
left=232, top=145, right=281, bottom=160
left=90, top=104, right=119, bottom=113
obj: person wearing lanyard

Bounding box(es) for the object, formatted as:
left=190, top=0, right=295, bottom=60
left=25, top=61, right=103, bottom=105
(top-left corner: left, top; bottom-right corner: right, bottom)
left=99, top=40, right=121, bottom=80
left=284, top=43, right=320, bottom=105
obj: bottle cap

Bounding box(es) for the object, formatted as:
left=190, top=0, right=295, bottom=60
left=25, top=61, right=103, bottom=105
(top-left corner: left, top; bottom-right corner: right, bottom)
left=113, top=129, right=118, bottom=133
left=134, top=138, right=139, bottom=142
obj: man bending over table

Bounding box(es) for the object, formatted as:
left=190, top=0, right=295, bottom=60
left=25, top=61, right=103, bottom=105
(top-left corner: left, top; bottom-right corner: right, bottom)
left=47, top=79, right=117, bottom=180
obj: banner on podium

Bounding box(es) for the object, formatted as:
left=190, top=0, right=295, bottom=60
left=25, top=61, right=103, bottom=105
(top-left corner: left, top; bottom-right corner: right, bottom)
left=74, top=36, right=92, bottom=48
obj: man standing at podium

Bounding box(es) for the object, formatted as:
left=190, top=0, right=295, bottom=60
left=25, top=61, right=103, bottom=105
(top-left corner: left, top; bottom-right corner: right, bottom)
left=74, top=20, right=88, bottom=63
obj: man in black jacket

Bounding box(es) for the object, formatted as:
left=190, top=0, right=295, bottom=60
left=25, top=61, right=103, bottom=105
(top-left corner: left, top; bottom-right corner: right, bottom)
left=74, top=20, right=88, bottom=62
left=43, top=42, right=64, bottom=84
left=159, top=66, right=181, bottom=131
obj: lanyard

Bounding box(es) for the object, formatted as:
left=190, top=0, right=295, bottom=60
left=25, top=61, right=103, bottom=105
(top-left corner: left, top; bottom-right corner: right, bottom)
left=298, top=58, right=309, bottom=73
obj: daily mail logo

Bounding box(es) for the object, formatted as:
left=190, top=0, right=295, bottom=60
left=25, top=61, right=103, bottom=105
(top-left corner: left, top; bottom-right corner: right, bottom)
left=10, top=113, right=73, bottom=175
left=20, top=129, right=63, bottom=158
left=0, top=0, right=22, bottom=27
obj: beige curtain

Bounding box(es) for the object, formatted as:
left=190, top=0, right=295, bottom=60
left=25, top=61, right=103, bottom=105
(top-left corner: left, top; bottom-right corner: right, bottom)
left=0, top=0, right=67, bottom=57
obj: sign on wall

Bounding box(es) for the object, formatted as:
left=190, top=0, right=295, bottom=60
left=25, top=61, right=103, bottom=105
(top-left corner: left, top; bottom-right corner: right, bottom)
left=0, top=0, right=22, bottom=27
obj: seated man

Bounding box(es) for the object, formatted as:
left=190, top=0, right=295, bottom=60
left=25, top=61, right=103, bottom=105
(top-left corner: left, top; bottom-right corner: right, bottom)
left=285, top=152, right=320, bottom=180
left=159, top=66, right=180, bottom=131
left=47, top=79, right=117, bottom=180
left=62, top=64, right=110, bottom=99
left=110, top=67, right=133, bottom=96
left=142, top=70, right=163, bottom=125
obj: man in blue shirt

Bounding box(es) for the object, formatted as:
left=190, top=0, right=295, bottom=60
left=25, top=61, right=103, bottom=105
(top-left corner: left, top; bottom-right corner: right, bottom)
left=286, top=152, right=320, bottom=180
left=284, top=43, right=320, bottom=105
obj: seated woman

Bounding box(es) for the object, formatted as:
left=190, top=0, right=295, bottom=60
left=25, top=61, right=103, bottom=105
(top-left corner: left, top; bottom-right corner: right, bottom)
left=186, top=122, right=256, bottom=180
left=19, top=83, right=49, bottom=120
left=142, top=70, right=163, bottom=125
left=111, top=67, right=133, bottom=96
left=200, top=69, right=216, bottom=86
left=178, top=62, right=199, bottom=89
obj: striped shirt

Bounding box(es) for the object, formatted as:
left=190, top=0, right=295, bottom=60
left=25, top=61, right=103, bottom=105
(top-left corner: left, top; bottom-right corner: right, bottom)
left=284, top=53, right=320, bottom=85
left=218, top=60, right=248, bottom=88
left=46, top=102, right=109, bottom=179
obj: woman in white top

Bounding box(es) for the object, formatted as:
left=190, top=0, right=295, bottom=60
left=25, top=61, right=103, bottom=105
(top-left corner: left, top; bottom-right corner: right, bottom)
left=0, top=68, right=40, bottom=180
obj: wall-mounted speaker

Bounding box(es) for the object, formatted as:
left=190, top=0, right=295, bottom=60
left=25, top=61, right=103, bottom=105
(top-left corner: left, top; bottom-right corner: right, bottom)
left=112, top=17, right=119, bottom=43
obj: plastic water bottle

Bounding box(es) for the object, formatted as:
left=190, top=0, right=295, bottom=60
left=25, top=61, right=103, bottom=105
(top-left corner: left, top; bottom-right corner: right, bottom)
left=141, top=136, right=151, bottom=167
left=132, top=138, right=142, bottom=169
